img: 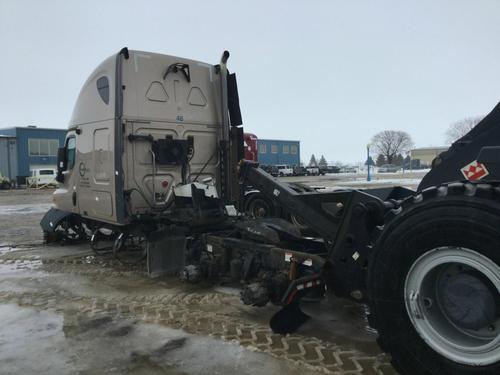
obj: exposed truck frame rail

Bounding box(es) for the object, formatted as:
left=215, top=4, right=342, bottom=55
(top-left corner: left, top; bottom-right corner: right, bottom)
left=203, top=158, right=500, bottom=374
left=238, top=161, right=414, bottom=301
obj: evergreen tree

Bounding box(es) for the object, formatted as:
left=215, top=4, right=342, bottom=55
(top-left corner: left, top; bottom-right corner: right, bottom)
left=393, top=153, right=404, bottom=166
left=318, top=155, right=328, bottom=168
left=309, top=154, right=318, bottom=167
left=376, top=154, right=386, bottom=166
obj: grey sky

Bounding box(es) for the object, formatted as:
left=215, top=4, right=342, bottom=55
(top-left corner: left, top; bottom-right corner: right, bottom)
left=1, top=0, right=500, bottom=163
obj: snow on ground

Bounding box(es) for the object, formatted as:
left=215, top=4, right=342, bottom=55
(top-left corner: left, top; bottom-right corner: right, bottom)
left=347, top=178, right=423, bottom=186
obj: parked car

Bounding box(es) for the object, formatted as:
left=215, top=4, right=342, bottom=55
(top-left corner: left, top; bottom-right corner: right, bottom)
left=322, top=165, right=340, bottom=174
left=261, top=165, right=279, bottom=177
left=339, top=166, right=357, bottom=173
left=306, top=166, right=319, bottom=176
left=276, top=164, right=294, bottom=177
left=27, top=168, right=58, bottom=187
left=293, top=166, right=308, bottom=176
left=378, top=164, right=399, bottom=173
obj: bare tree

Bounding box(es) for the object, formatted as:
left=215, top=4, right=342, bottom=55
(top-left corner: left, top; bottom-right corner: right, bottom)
left=445, top=116, right=483, bottom=144
left=371, top=130, right=413, bottom=165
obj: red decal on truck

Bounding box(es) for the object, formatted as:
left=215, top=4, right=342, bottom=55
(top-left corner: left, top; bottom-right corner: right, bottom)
left=460, top=160, right=489, bottom=181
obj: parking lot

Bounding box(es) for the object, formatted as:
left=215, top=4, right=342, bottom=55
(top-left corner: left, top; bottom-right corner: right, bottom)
left=282, top=170, right=428, bottom=190
left=0, top=173, right=422, bottom=375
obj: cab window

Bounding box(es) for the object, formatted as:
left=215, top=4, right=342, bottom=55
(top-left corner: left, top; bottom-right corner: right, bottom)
left=96, top=76, right=110, bottom=104
left=66, top=137, right=76, bottom=170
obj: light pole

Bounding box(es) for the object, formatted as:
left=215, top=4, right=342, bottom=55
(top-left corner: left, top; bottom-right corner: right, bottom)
left=408, top=150, right=412, bottom=174
left=367, top=144, right=371, bottom=182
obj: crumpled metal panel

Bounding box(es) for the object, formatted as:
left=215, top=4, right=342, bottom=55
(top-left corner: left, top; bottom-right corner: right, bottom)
left=39, top=208, right=72, bottom=232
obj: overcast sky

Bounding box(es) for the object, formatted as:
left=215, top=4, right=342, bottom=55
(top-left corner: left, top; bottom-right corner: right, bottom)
left=1, top=0, right=500, bottom=163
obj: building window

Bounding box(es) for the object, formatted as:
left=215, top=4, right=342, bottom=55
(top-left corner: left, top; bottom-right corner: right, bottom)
left=259, top=144, right=267, bottom=153
left=29, top=139, right=60, bottom=156
left=283, top=145, right=289, bottom=154
left=291, top=145, right=298, bottom=155
left=40, top=139, right=50, bottom=156
left=49, top=139, right=59, bottom=155
left=28, top=139, right=40, bottom=156
left=271, top=144, right=278, bottom=154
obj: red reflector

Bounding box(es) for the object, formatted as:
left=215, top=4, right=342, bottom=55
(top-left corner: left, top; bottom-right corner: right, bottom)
left=161, top=180, right=169, bottom=188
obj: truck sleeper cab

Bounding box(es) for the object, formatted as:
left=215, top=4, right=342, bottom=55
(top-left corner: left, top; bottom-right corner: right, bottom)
left=49, top=48, right=240, bottom=228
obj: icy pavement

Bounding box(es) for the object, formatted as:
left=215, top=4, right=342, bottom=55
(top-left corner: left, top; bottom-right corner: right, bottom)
left=0, top=187, right=397, bottom=374
left=0, top=303, right=322, bottom=375
left=0, top=203, right=52, bottom=215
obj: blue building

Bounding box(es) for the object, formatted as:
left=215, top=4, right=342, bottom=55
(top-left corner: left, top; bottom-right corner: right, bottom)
left=0, top=126, right=67, bottom=184
left=257, top=139, right=300, bottom=166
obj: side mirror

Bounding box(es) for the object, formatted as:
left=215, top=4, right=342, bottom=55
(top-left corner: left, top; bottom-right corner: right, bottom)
left=56, top=147, right=67, bottom=183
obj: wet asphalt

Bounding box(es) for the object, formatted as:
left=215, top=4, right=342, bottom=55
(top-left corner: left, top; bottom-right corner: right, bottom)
left=0, top=176, right=409, bottom=374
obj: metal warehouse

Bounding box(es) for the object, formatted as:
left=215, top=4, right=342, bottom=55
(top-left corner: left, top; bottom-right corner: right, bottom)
left=410, top=146, right=449, bottom=167
left=0, top=126, right=66, bottom=184
left=0, top=135, right=17, bottom=181
left=257, top=139, right=300, bottom=166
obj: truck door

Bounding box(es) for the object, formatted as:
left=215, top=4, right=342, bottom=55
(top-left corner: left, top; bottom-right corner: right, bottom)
left=53, top=132, right=79, bottom=213
left=75, top=122, right=117, bottom=222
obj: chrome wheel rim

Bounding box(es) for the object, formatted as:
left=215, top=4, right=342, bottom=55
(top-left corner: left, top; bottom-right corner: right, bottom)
left=405, top=246, right=500, bottom=366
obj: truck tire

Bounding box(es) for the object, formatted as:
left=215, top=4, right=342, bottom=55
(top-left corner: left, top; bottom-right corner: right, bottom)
left=368, top=182, right=500, bottom=375
left=244, top=193, right=276, bottom=218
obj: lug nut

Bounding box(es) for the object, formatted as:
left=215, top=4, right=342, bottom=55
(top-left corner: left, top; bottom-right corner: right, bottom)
left=350, top=290, right=363, bottom=300
left=422, top=297, right=433, bottom=309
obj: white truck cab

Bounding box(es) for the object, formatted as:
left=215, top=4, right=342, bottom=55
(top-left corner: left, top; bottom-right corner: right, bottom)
left=306, top=166, right=319, bottom=176
left=44, top=48, right=243, bottom=227
left=28, top=168, right=58, bottom=187
left=276, top=164, right=293, bottom=176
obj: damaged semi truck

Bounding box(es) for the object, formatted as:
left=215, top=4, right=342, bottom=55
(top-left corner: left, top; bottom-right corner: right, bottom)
left=41, top=48, right=500, bottom=374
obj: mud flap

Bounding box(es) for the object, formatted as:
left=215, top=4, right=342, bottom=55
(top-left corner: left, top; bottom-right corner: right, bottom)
left=270, top=301, right=310, bottom=334
left=40, top=208, right=72, bottom=232
left=146, top=232, right=186, bottom=278
left=269, top=274, right=324, bottom=334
